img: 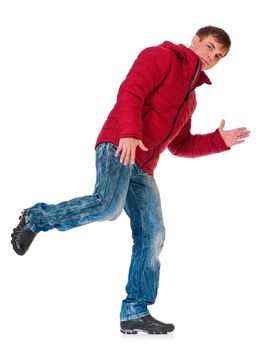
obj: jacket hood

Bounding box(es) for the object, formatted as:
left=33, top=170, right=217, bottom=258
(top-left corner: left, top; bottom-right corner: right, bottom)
left=160, top=41, right=212, bottom=86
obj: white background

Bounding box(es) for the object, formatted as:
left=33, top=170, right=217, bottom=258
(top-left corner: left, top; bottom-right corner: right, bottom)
left=1, top=1, right=258, bottom=349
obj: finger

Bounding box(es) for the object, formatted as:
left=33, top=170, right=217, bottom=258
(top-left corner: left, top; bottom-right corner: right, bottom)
left=237, top=127, right=249, bottom=132
left=130, top=148, right=136, bottom=165
left=139, top=141, right=149, bottom=151
left=124, top=150, right=131, bottom=166
left=239, top=129, right=251, bottom=135
left=237, top=133, right=250, bottom=140
left=235, top=132, right=250, bottom=141
left=232, top=127, right=249, bottom=134
left=219, top=119, right=225, bottom=130
left=227, top=127, right=249, bottom=135
left=120, top=147, right=127, bottom=164
left=115, top=144, right=122, bottom=158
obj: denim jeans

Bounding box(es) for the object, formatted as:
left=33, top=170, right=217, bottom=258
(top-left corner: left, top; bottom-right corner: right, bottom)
left=25, top=143, right=165, bottom=321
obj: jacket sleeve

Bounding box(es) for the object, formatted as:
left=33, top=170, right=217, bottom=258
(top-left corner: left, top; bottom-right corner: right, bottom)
left=168, top=119, right=230, bottom=157
left=116, top=46, right=172, bottom=139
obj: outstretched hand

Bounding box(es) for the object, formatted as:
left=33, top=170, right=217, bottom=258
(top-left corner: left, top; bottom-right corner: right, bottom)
left=115, top=137, right=148, bottom=165
left=218, top=119, right=250, bottom=147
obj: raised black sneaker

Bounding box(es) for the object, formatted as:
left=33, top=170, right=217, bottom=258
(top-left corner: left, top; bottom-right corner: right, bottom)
left=11, top=209, right=37, bottom=255
left=120, top=315, right=175, bottom=334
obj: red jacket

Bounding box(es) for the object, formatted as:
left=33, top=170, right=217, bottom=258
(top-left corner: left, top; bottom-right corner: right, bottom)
left=96, top=41, right=229, bottom=174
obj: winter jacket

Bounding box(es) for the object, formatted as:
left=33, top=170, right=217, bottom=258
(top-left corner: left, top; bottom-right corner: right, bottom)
left=96, top=41, right=229, bottom=175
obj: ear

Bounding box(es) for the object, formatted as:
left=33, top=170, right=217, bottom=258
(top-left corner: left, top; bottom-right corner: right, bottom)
left=191, top=35, right=200, bottom=48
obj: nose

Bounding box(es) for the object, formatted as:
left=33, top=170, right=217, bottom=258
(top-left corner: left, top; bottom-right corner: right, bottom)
left=206, top=52, right=212, bottom=61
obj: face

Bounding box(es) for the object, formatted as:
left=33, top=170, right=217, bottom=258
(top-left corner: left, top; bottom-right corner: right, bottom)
left=189, top=34, right=228, bottom=70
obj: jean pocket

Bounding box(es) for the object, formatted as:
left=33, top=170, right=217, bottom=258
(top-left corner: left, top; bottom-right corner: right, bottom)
left=110, top=143, right=118, bottom=152
left=107, top=143, right=118, bottom=156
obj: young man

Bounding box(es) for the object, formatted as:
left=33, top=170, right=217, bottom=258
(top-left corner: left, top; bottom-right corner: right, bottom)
left=11, top=26, right=250, bottom=334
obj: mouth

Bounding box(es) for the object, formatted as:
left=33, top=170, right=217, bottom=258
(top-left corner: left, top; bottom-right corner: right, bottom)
left=201, top=57, right=209, bottom=66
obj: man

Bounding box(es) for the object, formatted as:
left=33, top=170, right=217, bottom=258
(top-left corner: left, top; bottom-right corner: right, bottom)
left=11, top=26, right=250, bottom=334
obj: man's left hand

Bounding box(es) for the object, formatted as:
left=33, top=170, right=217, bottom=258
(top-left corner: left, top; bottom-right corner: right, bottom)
left=218, top=119, right=250, bottom=147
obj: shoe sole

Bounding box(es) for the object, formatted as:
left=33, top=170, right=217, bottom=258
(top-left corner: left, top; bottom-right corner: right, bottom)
left=11, top=232, right=26, bottom=255
left=120, top=328, right=171, bottom=335
left=10, top=210, right=28, bottom=256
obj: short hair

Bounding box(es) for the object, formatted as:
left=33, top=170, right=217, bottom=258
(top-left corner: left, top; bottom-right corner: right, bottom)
left=196, top=25, right=231, bottom=55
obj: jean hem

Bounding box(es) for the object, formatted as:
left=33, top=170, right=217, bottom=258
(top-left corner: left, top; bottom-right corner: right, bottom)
left=25, top=221, right=39, bottom=234
left=120, top=311, right=150, bottom=322
left=25, top=212, right=41, bottom=234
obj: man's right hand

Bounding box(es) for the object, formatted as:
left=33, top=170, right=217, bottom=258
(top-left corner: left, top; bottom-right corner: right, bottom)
left=115, top=138, right=148, bottom=166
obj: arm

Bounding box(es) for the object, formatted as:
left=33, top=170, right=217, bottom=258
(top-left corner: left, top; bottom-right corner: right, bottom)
left=168, top=119, right=250, bottom=158
left=115, top=46, right=172, bottom=164
left=168, top=119, right=228, bottom=158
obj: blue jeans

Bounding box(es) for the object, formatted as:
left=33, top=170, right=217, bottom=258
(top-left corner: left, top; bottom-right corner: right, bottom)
left=25, top=143, right=165, bottom=321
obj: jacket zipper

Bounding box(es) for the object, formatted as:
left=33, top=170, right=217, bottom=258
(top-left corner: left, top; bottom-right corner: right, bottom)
left=141, top=60, right=201, bottom=169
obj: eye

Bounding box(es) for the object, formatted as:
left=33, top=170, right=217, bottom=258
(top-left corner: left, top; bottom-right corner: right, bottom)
left=207, top=45, right=213, bottom=50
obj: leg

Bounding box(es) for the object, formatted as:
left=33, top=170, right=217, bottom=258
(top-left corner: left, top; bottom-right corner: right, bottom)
left=120, top=164, right=165, bottom=321
left=11, top=143, right=131, bottom=255
left=25, top=143, right=131, bottom=232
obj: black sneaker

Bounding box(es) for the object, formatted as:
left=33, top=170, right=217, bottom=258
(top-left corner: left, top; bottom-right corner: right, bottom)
left=11, top=209, right=37, bottom=255
left=120, top=315, right=175, bottom=334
